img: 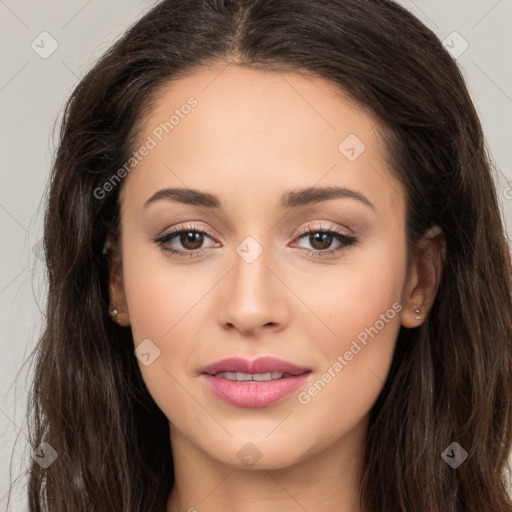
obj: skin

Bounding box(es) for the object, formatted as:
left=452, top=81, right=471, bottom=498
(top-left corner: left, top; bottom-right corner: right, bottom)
left=108, top=62, right=444, bottom=512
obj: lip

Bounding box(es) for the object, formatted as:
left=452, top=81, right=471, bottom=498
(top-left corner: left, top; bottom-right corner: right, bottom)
left=201, top=356, right=311, bottom=376
left=201, top=357, right=312, bottom=408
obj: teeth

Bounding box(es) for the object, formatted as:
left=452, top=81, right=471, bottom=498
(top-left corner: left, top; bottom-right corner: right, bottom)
left=236, top=372, right=253, bottom=381
left=252, top=372, right=272, bottom=381
left=214, top=371, right=285, bottom=381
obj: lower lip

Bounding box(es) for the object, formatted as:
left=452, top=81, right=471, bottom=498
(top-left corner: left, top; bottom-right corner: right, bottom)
left=202, top=373, right=310, bottom=408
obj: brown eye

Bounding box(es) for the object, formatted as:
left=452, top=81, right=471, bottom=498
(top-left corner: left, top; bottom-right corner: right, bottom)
left=292, top=226, right=358, bottom=257
left=154, top=224, right=218, bottom=257
left=309, top=232, right=334, bottom=250
left=179, top=231, right=204, bottom=250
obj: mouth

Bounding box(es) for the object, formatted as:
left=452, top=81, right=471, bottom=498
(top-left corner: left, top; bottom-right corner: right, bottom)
left=201, top=356, right=311, bottom=376
left=200, top=357, right=312, bottom=408
left=210, top=371, right=300, bottom=381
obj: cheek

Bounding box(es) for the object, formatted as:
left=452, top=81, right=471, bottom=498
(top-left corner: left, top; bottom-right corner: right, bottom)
left=304, top=234, right=406, bottom=346
left=118, top=235, right=203, bottom=405
left=121, top=230, right=209, bottom=343
left=295, top=312, right=401, bottom=462
left=121, top=253, right=205, bottom=425
left=296, top=245, right=406, bottom=428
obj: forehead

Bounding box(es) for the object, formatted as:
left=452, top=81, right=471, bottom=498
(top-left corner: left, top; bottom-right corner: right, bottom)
left=120, top=64, right=404, bottom=219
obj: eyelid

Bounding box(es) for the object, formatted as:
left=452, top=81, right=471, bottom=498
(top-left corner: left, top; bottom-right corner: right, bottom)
left=293, top=221, right=351, bottom=238
left=155, top=221, right=344, bottom=244
left=156, top=222, right=218, bottom=241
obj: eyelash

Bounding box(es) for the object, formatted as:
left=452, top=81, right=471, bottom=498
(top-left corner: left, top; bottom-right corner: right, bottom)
left=153, top=222, right=358, bottom=259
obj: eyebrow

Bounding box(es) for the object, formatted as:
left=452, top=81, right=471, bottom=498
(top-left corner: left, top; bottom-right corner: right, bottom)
left=143, top=185, right=374, bottom=211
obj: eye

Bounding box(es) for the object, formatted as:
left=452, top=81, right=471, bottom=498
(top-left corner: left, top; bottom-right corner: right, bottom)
left=154, top=223, right=218, bottom=258
left=154, top=221, right=358, bottom=259
left=291, top=223, right=358, bottom=257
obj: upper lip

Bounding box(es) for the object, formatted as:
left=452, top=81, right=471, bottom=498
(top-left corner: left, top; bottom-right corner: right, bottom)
left=201, top=357, right=312, bottom=376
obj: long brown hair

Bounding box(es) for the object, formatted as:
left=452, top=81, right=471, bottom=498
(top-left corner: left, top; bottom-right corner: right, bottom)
left=25, top=0, right=512, bottom=510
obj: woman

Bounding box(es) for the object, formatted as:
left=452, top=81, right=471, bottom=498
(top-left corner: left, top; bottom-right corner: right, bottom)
left=27, top=0, right=512, bottom=510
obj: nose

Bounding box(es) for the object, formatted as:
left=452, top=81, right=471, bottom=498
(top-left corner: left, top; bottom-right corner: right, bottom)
left=216, top=240, right=289, bottom=337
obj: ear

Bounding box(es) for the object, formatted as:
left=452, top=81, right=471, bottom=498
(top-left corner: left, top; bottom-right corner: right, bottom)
left=400, top=225, right=445, bottom=328
left=103, top=237, right=131, bottom=327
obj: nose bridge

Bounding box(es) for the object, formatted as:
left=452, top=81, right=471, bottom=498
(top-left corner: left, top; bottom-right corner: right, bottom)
left=234, top=236, right=271, bottom=294
left=231, top=234, right=274, bottom=300
left=217, top=233, right=287, bottom=334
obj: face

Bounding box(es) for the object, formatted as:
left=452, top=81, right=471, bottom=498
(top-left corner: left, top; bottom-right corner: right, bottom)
left=110, top=63, right=422, bottom=471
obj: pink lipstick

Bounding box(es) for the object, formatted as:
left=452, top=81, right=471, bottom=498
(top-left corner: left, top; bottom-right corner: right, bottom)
left=201, top=356, right=312, bottom=408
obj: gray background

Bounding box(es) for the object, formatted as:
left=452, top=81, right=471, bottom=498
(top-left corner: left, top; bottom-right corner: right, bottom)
left=1, top=0, right=511, bottom=509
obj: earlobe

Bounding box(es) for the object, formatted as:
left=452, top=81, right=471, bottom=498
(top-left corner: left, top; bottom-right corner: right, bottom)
left=400, top=304, right=426, bottom=329
left=108, top=272, right=131, bottom=327
left=104, top=238, right=131, bottom=327
left=400, top=225, right=445, bottom=328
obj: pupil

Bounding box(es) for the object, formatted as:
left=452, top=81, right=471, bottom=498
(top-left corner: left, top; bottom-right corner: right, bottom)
left=181, top=232, right=203, bottom=250
left=311, top=232, right=332, bottom=250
